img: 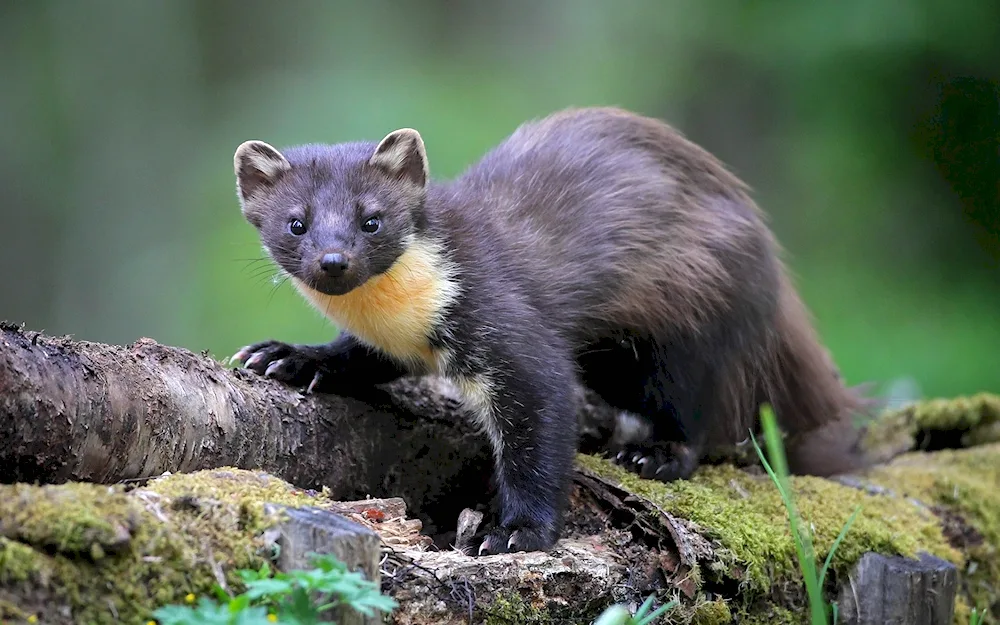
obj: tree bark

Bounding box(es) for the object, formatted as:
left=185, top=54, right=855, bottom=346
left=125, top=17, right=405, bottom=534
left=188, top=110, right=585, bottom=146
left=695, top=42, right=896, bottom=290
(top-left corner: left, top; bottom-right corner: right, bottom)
left=2, top=322, right=998, bottom=624
left=0, top=323, right=618, bottom=535
left=0, top=324, right=486, bottom=519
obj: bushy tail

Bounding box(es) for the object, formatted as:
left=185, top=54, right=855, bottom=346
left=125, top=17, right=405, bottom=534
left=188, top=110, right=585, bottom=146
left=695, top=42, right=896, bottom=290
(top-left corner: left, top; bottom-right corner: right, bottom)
left=764, top=273, right=882, bottom=477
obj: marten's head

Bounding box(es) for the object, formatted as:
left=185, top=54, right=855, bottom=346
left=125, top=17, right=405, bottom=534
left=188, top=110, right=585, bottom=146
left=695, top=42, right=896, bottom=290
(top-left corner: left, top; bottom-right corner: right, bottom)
left=233, top=129, right=428, bottom=296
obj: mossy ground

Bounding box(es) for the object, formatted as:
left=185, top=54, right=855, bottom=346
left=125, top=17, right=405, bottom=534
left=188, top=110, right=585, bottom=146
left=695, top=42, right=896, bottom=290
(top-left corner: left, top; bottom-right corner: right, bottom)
left=2, top=396, right=998, bottom=624
left=575, top=454, right=960, bottom=598
left=0, top=468, right=333, bottom=624
left=866, top=392, right=1000, bottom=452
left=867, top=444, right=1000, bottom=616
left=576, top=394, right=1000, bottom=624
left=864, top=393, right=1000, bottom=617
left=482, top=591, right=553, bottom=625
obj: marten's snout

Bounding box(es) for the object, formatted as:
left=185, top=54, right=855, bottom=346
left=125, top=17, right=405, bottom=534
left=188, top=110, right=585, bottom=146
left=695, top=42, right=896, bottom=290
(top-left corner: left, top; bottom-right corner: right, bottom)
left=320, top=252, right=350, bottom=278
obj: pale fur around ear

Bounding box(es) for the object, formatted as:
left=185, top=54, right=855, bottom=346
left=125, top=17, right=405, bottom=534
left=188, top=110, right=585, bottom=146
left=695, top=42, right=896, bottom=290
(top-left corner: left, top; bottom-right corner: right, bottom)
left=234, top=140, right=291, bottom=201
left=368, top=128, right=428, bottom=187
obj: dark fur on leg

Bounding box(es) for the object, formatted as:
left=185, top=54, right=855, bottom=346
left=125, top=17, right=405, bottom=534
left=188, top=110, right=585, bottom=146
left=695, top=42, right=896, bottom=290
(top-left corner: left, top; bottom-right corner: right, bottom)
left=231, top=333, right=409, bottom=393
left=471, top=338, right=578, bottom=555
left=579, top=330, right=736, bottom=483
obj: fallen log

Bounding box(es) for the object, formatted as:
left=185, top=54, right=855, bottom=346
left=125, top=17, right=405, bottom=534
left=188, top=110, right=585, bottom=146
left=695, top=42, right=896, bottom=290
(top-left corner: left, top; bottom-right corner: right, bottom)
left=2, top=443, right=997, bottom=625
left=0, top=322, right=527, bottom=537
left=0, top=321, right=480, bottom=485
left=2, top=323, right=999, bottom=624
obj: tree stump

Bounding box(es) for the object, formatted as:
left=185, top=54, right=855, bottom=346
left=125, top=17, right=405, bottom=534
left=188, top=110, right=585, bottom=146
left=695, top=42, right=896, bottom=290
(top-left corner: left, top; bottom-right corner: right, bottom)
left=266, top=503, right=385, bottom=625
left=837, top=551, right=958, bottom=625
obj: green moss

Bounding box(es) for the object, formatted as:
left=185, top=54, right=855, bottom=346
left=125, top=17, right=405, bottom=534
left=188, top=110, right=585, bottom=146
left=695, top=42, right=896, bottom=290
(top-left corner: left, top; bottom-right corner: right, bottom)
left=482, top=591, right=552, bottom=625
left=867, top=393, right=1000, bottom=451
left=0, top=537, right=46, bottom=584
left=0, top=483, right=137, bottom=556
left=576, top=453, right=960, bottom=601
left=690, top=599, right=731, bottom=624
left=952, top=596, right=971, bottom=625
left=0, top=467, right=332, bottom=624
left=866, top=443, right=1000, bottom=614
left=578, top=437, right=1000, bottom=621
left=149, top=468, right=328, bottom=509
left=149, top=467, right=333, bottom=533
left=736, top=605, right=801, bottom=625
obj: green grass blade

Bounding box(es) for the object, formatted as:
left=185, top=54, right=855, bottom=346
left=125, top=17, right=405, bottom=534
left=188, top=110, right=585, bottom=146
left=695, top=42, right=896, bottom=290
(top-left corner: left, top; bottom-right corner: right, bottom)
left=635, top=600, right=678, bottom=625
left=819, top=504, right=862, bottom=589
left=592, top=605, right=630, bottom=625
left=752, top=405, right=826, bottom=625
left=632, top=594, right=655, bottom=619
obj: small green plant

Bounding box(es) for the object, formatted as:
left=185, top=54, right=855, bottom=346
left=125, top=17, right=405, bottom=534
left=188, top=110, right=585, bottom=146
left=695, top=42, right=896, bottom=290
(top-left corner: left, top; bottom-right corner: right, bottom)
left=750, top=404, right=861, bottom=625
left=592, top=594, right=677, bottom=625
left=152, top=553, right=397, bottom=625
left=970, top=606, right=990, bottom=625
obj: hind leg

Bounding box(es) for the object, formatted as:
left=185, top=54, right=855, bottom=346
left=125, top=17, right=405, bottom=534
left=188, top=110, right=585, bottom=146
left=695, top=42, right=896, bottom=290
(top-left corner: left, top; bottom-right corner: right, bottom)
left=614, top=438, right=703, bottom=482
left=614, top=357, right=717, bottom=482
left=579, top=335, right=719, bottom=482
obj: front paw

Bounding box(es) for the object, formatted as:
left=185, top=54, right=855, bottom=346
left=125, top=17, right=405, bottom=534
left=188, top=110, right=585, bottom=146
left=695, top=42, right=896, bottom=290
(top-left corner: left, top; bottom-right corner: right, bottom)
left=476, top=522, right=558, bottom=556
left=230, top=340, right=325, bottom=392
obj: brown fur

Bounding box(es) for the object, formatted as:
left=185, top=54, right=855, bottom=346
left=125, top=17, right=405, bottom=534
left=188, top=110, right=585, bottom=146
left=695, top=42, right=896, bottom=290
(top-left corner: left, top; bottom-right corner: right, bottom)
left=460, top=107, right=873, bottom=472
left=766, top=271, right=878, bottom=474
left=231, top=106, right=874, bottom=555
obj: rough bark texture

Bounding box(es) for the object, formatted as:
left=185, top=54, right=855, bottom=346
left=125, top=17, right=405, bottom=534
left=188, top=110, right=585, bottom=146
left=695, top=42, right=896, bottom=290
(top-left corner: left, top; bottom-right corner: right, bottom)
left=0, top=323, right=511, bottom=535
left=0, top=322, right=632, bottom=541
left=266, top=503, right=384, bottom=625
left=3, top=323, right=999, bottom=624
left=837, top=552, right=958, bottom=625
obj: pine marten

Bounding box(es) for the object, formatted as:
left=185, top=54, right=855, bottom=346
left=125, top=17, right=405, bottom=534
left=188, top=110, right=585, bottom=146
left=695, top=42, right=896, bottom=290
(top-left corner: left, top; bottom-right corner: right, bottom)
left=229, top=107, right=872, bottom=555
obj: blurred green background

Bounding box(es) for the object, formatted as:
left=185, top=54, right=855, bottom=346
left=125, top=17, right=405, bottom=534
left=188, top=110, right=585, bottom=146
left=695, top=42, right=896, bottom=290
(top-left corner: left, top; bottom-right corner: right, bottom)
left=1, top=1, right=997, bottom=401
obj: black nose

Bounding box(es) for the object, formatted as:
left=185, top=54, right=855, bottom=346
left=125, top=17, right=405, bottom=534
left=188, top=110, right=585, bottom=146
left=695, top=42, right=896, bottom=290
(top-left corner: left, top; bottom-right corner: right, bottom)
left=320, top=252, right=350, bottom=277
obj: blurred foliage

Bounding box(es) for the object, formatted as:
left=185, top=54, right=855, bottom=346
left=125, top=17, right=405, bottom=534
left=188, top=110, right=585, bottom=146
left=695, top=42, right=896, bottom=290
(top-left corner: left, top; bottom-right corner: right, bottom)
left=0, top=0, right=997, bottom=399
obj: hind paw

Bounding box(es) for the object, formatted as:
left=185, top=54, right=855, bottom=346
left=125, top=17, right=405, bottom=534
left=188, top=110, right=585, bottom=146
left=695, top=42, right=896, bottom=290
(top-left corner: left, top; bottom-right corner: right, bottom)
left=613, top=442, right=699, bottom=482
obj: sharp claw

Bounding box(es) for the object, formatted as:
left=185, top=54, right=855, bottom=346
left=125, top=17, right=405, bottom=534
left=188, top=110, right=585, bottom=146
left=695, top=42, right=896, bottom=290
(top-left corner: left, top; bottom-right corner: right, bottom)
left=478, top=540, right=490, bottom=556
left=637, top=456, right=649, bottom=466
left=244, top=353, right=264, bottom=368
left=305, top=371, right=323, bottom=394
left=631, top=452, right=643, bottom=464
left=615, top=450, right=627, bottom=463
left=264, top=360, right=282, bottom=377
left=507, top=532, right=517, bottom=550
left=229, top=348, right=249, bottom=366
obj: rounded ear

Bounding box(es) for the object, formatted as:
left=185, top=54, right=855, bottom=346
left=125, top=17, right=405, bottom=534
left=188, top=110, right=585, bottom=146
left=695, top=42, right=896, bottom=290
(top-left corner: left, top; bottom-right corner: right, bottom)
left=368, top=128, right=428, bottom=187
left=234, top=140, right=291, bottom=201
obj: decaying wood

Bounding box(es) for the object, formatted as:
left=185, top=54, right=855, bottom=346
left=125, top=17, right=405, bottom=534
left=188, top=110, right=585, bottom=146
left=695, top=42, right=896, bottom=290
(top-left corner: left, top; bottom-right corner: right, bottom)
left=837, top=552, right=958, bottom=625
left=329, top=497, right=434, bottom=551
left=573, top=466, right=717, bottom=597
left=265, top=504, right=384, bottom=625
left=3, top=323, right=996, bottom=623
left=452, top=508, right=484, bottom=554
left=384, top=538, right=628, bottom=625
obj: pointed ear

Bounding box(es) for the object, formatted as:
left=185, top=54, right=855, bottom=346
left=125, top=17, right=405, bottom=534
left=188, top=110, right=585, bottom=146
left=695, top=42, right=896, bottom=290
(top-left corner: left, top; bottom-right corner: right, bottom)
left=234, top=140, right=291, bottom=201
left=368, top=128, right=428, bottom=187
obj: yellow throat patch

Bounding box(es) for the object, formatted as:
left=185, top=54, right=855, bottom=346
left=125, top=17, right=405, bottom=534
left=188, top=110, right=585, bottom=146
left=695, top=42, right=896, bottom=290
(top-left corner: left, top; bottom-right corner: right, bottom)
left=292, top=239, right=459, bottom=371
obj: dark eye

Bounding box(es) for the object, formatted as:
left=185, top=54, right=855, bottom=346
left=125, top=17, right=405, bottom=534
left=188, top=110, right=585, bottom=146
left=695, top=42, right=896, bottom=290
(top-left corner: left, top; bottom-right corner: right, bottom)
left=288, top=219, right=307, bottom=236
left=361, top=216, right=381, bottom=234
